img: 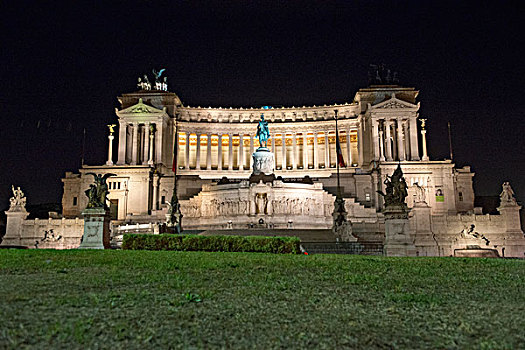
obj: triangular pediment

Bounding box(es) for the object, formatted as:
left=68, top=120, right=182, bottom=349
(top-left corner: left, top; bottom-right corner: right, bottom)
left=118, top=98, right=166, bottom=115
left=371, top=95, right=418, bottom=110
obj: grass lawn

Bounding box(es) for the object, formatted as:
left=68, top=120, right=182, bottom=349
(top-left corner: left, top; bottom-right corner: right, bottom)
left=0, top=250, right=523, bottom=349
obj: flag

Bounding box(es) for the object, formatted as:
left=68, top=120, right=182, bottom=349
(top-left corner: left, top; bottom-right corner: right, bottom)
left=336, top=135, right=346, bottom=168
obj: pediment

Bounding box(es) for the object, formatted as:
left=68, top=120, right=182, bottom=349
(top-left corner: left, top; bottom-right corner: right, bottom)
left=117, top=98, right=166, bottom=115
left=370, top=95, right=418, bottom=110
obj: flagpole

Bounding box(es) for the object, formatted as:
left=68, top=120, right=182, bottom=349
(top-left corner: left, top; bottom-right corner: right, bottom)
left=335, top=110, right=341, bottom=196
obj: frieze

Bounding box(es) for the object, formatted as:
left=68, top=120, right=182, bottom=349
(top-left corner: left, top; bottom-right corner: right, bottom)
left=176, top=119, right=360, bottom=136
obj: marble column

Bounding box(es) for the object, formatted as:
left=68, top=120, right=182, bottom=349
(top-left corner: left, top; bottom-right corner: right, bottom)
left=282, top=133, right=287, bottom=169
left=346, top=128, right=351, bottom=167
left=140, top=125, right=147, bottom=164
left=291, top=132, right=297, bottom=169
left=156, top=122, right=164, bottom=165
left=371, top=119, right=380, bottom=161
left=117, top=120, right=127, bottom=165
left=206, top=133, right=212, bottom=170
left=385, top=120, right=393, bottom=161
left=218, top=135, right=223, bottom=170
left=397, top=119, right=406, bottom=161
left=131, top=123, right=139, bottom=165
left=239, top=134, right=244, bottom=170
left=403, top=121, right=410, bottom=160
left=195, top=134, right=201, bottom=169
left=185, top=133, right=190, bottom=169
left=357, top=120, right=364, bottom=167
left=379, top=129, right=385, bottom=161
left=303, top=133, right=308, bottom=169
left=271, top=134, right=276, bottom=157
left=421, top=119, right=429, bottom=161
left=409, top=118, right=420, bottom=160
left=148, top=126, right=154, bottom=165
left=152, top=174, right=159, bottom=211
left=313, top=132, right=319, bottom=169
left=142, top=122, right=150, bottom=165
left=249, top=134, right=254, bottom=168
left=324, top=133, right=330, bottom=168
left=106, top=133, right=114, bottom=166
left=228, top=134, right=233, bottom=170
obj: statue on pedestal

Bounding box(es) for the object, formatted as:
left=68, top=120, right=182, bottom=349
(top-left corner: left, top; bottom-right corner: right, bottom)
left=80, top=173, right=115, bottom=249
left=378, top=164, right=416, bottom=256
left=252, top=113, right=275, bottom=176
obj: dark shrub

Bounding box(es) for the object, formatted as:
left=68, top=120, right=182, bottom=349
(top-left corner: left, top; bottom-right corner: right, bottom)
left=122, top=234, right=300, bottom=254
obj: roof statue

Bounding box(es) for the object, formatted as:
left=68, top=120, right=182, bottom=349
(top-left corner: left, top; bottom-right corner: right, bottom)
left=137, top=75, right=151, bottom=91
left=136, top=69, right=168, bottom=91
left=153, top=68, right=166, bottom=82
left=85, top=173, right=116, bottom=210
left=368, top=64, right=399, bottom=85
left=256, top=113, right=270, bottom=148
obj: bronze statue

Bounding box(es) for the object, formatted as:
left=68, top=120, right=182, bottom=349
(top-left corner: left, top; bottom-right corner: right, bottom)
left=256, top=114, right=270, bottom=148
left=378, top=164, right=408, bottom=207
left=85, top=173, right=116, bottom=209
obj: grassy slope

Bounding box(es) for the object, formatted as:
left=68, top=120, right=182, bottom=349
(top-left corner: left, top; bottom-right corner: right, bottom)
left=0, top=250, right=523, bottom=349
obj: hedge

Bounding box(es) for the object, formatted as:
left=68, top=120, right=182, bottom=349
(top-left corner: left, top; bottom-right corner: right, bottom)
left=122, top=234, right=301, bottom=254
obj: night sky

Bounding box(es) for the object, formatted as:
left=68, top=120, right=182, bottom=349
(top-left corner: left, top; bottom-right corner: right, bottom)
left=1, top=0, right=523, bottom=209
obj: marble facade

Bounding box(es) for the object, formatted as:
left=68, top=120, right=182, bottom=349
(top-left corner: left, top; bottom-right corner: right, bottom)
left=2, top=81, right=524, bottom=257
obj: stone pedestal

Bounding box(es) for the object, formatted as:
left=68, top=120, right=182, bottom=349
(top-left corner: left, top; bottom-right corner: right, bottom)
left=79, top=208, right=110, bottom=249
left=411, top=204, right=438, bottom=256
left=384, top=205, right=416, bottom=257
left=252, top=148, right=275, bottom=175
left=497, top=204, right=525, bottom=258
left=1, top=209, right=29, bottom=246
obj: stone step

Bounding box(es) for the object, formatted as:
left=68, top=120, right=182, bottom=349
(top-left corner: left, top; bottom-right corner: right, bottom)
left=301, top=242, right=384, bottom=255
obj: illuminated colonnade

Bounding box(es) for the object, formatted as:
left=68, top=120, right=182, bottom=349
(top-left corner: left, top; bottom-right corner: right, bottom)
left=176, top=126, right=360, bottom=172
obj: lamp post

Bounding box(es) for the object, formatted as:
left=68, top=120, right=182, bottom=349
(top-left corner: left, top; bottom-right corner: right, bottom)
left=331, top=110, right=356, bottom=242
left=167, top=117, right=183, bottom=234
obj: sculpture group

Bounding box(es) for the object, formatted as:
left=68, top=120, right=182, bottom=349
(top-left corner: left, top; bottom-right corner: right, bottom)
left=378, top=164, right=408, bottom=208
left=85, top=173, right=115, bottom=209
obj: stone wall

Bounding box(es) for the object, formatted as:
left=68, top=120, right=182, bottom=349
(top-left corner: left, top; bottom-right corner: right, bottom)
left=410, top=206, right=525, bottom=258
left=1, top=216, right=83, bottom=249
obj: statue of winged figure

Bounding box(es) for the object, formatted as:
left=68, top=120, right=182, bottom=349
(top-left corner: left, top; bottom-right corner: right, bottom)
left=85, top=173, right=116, bottom=209
left=107, top=124, right=116, bottom=135
left=152, top=68, right=166, bottom=82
